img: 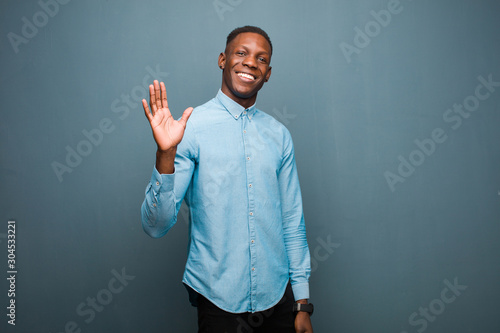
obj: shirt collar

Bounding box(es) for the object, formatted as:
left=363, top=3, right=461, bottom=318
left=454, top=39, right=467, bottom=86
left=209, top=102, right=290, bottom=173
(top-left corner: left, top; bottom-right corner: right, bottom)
left=216, top=89, right=257, bottom=120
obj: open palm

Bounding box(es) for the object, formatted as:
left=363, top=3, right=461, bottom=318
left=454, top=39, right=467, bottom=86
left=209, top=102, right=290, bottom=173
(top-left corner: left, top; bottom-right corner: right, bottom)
left=142, top=80, right=193, bottom=151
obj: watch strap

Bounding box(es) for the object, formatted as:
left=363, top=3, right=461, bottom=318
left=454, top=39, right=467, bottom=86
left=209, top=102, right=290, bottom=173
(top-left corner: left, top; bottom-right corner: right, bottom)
left=293, top=302, right=314, bottom=316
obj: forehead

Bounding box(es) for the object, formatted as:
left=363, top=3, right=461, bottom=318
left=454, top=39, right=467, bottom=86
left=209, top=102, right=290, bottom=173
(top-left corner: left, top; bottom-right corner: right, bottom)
left=228, top=32, right=271, bottom=54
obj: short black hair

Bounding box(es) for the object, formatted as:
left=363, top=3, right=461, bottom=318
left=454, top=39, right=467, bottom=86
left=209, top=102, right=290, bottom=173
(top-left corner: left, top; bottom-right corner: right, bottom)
left=226, top=26, right=273, bottom=56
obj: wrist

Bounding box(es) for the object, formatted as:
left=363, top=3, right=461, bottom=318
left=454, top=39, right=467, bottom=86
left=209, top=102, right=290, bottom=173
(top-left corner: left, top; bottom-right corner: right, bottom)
left=156, top=147, right=177, bottom=174
left=293, top=301, right=314, bottom=316
left=156, top=146, right=177, bottom=156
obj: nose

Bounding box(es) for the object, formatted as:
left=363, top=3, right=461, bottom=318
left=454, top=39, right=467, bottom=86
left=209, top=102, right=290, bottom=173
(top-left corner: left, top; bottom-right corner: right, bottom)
left=242, top=55, right=257, bottom=69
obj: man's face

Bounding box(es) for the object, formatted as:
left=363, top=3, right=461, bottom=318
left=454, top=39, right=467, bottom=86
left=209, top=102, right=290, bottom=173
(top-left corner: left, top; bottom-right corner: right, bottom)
left=218, top=32, right=272, bottom=107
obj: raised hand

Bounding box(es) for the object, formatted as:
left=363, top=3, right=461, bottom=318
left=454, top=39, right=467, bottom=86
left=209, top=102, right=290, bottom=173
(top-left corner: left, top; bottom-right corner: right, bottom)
left=142, top=80, right=193, bottom=152
left=142, top=80, right=193, bottom=174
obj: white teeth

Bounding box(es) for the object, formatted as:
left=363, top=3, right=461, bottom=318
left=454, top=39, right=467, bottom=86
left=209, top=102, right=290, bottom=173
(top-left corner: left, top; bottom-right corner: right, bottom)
left=237, top=72, right=255, bottom=80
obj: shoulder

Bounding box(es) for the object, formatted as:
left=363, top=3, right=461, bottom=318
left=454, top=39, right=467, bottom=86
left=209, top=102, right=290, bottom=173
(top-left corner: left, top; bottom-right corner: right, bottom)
left=191, top=97, right=222, bottom=117
left=184, top=97, right=224, bottom=127
left=254, top=109, right=293, bottom=142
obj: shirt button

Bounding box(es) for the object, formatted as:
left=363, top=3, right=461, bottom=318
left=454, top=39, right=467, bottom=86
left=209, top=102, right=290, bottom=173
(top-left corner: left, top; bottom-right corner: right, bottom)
left=156, top=181, right=159, bottom=186
left=249, top=184, right=252, bottom=188
left=235, top=115, right=238, bottom=118
left=252, top=267, right=255, bottom=271
left=249, top=212, right=253, bottom=216
left=153, top=203, right=157, bottom=208
left=243, top=130, right=247, bottom=134
left=243, top=111, right=247, bottom=114
left=251, top=240, right=254, bottom=243
left=246, top=157, right=250, bottom=161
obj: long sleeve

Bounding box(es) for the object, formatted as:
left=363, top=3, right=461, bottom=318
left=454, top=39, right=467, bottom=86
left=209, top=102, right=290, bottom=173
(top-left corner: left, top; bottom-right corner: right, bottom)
left=279, top=131, right=311, bottom=301
left=141, top=120, right=198, bottom=238
left=140, top=91, right=312, bottom=312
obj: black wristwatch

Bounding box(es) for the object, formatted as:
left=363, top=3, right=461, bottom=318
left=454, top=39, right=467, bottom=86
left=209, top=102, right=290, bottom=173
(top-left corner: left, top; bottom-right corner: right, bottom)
left=293, top=302, right=314, bottom=316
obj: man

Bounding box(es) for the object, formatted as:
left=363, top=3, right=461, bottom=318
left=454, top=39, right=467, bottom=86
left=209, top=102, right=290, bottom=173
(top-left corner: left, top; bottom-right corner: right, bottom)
left=141, top=26, right=313, bottom=333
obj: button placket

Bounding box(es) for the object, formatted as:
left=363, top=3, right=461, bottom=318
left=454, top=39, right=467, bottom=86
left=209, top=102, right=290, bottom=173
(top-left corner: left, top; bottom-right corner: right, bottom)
left=242, top=110, right=257, bottom=311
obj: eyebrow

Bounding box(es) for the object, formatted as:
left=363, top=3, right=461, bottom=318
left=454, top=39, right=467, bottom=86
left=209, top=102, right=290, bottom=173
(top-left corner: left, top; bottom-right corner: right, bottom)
left=235, top=45, right=270, bottom=56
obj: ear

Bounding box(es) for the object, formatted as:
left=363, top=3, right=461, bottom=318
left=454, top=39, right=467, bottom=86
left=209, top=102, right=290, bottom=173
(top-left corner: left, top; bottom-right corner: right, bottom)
left=264, top=66, right=272, bottom=82
left=218, top=52, right=226, bottom=69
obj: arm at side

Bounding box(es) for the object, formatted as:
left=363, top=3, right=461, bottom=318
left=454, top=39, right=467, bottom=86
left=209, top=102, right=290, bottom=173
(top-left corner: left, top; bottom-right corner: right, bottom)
left=279, top=130, right=311, bottom=301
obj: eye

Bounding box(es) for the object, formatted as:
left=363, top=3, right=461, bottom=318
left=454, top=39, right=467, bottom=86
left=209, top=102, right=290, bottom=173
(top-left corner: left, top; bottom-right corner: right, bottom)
left=236, top=51, right=245, bottom=56
left=258, top=57, right=267, bottom=63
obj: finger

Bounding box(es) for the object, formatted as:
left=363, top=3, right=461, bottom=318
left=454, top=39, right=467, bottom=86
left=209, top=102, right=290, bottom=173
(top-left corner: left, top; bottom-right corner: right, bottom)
left=160, top=81, right=168, bottom=109
left=154, top=80, right=162, bottom=110
left=149, top=84, right=157, bottom=114
left=142, top=99, right=153, bottom=122
left=178, top=107, right=194, bottom=127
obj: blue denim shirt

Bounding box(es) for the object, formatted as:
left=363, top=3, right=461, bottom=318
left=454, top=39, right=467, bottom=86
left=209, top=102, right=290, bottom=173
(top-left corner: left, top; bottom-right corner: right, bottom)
left=141, top=90, right=311, bottom=313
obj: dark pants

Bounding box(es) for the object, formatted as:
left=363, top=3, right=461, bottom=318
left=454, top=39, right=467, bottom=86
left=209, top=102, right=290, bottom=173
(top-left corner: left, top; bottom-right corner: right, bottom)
left=197, top=283, right=296, bottom=333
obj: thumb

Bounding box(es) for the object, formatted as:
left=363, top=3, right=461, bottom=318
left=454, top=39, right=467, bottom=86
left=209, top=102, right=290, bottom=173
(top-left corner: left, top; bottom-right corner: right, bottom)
left=178, top=107, right=194, bottom=127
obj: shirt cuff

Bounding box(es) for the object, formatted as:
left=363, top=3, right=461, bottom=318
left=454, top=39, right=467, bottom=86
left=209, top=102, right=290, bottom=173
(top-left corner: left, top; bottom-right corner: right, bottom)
left=291, top=282, right=310, bottom=301
left=151, top=166, right=175, bottom=193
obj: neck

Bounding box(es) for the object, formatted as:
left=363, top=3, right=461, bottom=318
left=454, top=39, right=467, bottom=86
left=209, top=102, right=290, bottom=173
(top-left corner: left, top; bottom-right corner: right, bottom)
left=221, top=87, right=257, bottom=109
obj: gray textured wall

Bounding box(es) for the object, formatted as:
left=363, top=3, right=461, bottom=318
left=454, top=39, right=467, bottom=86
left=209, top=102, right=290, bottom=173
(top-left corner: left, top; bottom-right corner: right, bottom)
left=1, top=0, right=499, bottom=332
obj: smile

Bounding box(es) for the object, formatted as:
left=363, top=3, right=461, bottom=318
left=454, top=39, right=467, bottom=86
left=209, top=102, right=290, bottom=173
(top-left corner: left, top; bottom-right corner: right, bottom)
left=237, top=72, right=256, bottom=81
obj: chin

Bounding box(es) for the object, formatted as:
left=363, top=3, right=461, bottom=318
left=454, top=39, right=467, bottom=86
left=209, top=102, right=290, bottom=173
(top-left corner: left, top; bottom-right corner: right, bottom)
left=235, top=84, right=263, bottom=99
